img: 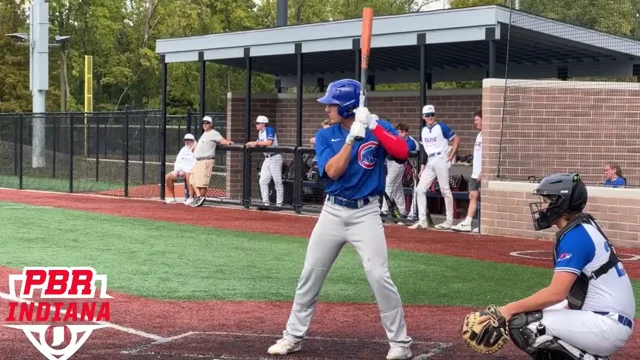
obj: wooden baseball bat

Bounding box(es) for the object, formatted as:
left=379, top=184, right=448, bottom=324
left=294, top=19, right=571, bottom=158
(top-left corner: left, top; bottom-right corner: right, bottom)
left=359, top=8, right=373, bottom=109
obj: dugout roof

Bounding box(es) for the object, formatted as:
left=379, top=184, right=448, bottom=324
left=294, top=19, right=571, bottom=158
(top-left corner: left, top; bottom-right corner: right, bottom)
left=155, top=5, right=640, bottom=86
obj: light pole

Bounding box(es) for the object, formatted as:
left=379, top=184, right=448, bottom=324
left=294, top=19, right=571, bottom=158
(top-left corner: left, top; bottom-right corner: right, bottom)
left=5, top=0, right=70, bottom=168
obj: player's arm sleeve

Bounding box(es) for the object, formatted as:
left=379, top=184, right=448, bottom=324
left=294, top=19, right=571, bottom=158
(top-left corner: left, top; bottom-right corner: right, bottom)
left=440, top=123, right=456, bottom=141
left=266, top=127, right=276, bottom=141
left=372, top=120, right=408, bottom=161
left=314, top=132, right=335, bottom=179
left=554, top=227, right=596, bottom=275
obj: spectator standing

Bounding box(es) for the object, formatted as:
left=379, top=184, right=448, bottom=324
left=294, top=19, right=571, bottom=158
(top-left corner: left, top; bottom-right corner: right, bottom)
left=190, top=116, right=234, bottom=207
left=165, top=133, right=197, bottom=205
left=452, top=110, right=483, bottom=232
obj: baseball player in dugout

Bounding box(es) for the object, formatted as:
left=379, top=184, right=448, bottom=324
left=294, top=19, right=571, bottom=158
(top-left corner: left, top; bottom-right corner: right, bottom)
left=452, top=110, right=482, bottom=232
left=409, top=105, right=460, bottom=230
left=267, top=79, right=413, bottom=360
left=246, top=115, right=284, bottom=207
left=189, top=116, right=234, bottom=207
left=380, top=123, right=419, bottom=218
left=463, top=173, right=635, bottom=360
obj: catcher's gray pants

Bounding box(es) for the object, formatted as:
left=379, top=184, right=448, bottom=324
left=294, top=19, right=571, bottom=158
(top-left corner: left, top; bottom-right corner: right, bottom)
left=281, top=199, right=412, bottom=348
left=381, top=160, right=406, bottom=215
left=259, top=154, right=283, bottom=205
left=416, top=154, right=453, bottom=222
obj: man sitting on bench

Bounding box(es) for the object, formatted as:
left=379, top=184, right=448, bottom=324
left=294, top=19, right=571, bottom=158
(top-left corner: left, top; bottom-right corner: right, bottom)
left=165, top=133, right=197, bottom=204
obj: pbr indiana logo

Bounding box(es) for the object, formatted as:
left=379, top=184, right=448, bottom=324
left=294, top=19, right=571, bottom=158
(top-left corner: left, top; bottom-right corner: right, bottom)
left=4, top=267, right=112, bottom=360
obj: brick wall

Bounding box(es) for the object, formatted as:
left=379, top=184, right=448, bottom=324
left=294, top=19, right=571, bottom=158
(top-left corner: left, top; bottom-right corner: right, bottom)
left=496, top=80, right=640, bottom=186
left=481, top=78, right=640, bottom=248
left=273, top=90, right=482, bottom=154
left=226, top=94, right=278, bottom=200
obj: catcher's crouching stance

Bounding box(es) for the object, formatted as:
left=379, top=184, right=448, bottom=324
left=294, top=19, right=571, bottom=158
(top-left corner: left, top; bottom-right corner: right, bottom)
left=463, top=173, right=634, bottom=360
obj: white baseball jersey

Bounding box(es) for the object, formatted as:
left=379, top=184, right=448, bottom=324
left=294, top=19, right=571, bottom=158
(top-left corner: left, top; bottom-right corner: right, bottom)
left=421, top=122, right=456, bottom=157
left=555, top=220, right=635, bottom=319
left=472, top=132, right=482, bottom=179
left=258, top=127, right=279, bottom=156
left=174, top=146, right=196, bottom=173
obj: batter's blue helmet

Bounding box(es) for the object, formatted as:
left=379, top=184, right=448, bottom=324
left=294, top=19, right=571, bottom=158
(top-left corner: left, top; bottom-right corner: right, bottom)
left=317, top=79, right=361, bottom=118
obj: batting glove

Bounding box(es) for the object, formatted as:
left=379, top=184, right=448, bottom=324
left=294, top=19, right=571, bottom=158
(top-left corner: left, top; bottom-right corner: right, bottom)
left=355, top=107, right=378, bottom=130
left=347, top=120, right=366, bottom=145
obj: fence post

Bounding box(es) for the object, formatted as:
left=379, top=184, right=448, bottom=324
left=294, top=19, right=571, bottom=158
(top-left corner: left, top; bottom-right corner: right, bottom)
left=14, top=116, right=18, bottom=176
left=52, top=117, right=57, bottom=178
left=124, top=106, right=130, bottom=197
left=242, top=148, right=251, bottom=208
left=186, top=107, right=192, bottom=135
left=141, top=114, right=146, bottom=184
left=69, top=113, right=74, bottom=193
left=95, top=116, right=100, bottom=182
left=293, top=148, right=302, bottom=214
left=18, top=114, right=24, bottom=189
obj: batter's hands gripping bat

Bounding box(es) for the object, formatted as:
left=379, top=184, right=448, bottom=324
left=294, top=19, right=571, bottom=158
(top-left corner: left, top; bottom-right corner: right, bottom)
left=384, top=192, right=403, bottom=219
left=354, top=8, right=373, bottom=141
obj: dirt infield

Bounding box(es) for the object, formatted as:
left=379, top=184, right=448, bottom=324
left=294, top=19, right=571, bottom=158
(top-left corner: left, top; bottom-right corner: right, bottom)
left=0, top=188, right=639, bottom=359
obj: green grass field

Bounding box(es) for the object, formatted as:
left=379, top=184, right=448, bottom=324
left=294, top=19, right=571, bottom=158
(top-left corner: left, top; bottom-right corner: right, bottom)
left=1, top=201, right=639, bottom=315
left=0, top=175, right=123, bottom=193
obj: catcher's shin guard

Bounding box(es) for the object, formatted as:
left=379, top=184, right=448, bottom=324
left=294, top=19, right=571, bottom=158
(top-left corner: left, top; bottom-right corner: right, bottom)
left=508, top=311, right=544, bottom=357
left=508, top=312, right=604, bottom=360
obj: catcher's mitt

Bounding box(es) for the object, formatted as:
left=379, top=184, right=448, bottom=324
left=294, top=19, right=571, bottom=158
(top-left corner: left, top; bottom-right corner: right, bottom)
left=462, top=305, right=509, bottom=354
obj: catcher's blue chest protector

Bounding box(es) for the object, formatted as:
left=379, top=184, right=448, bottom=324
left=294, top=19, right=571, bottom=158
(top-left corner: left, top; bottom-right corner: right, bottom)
left=553, top=213, right=621, bottom=310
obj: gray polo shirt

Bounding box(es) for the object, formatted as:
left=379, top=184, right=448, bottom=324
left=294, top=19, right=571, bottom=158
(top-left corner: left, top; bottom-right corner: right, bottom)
left=194, top=129, right=223, bottom=159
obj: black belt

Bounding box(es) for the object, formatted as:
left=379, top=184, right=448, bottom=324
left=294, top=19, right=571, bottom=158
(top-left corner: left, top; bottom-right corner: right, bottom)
left=326, top=195, right=377, bottom=209
left=427, top=152, right=441, bottom=157
left=196, top=157, right=214, bottom=161
left=593, top=311, right=633, bottom=330
left=264, top=153, right=281, bottom=158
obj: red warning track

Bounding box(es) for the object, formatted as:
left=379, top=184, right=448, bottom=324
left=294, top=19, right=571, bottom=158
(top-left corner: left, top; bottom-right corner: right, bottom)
left=0, top=188, right=638, bottom=359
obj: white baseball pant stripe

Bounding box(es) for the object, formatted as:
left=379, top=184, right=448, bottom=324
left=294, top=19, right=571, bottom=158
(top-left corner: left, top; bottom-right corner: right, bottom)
left=381, top=160, right=406, bottom=215
left=282, top=200, right=412, bottom=348
left=259, top=154, right=283, bottom=205
left=528, top=301, right=632, bottom=357
left=416, top=155, right=453, bottom=222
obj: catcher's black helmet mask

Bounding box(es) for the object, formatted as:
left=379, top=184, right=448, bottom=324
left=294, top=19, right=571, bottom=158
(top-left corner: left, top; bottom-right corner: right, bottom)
left=529, top=173, right=588, bottom=231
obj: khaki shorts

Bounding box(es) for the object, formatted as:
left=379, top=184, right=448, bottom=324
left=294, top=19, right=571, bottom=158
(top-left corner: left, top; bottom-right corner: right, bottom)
left=192, top=159, right=214, bottom=188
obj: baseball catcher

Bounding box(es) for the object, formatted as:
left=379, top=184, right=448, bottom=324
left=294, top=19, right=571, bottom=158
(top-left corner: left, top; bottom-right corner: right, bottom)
left=462, top=173, right=634, bottom=360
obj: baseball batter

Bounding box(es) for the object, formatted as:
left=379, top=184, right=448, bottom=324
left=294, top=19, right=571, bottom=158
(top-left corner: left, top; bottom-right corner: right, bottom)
left=495, top=173, right=634, bottom=359
left=409, top=105, right=459, bottom=230
left=267, top=79, right=413, bottom=360
left=246, top=116, right=283, bottom=206
left=381, top=123, right=419, bottom=218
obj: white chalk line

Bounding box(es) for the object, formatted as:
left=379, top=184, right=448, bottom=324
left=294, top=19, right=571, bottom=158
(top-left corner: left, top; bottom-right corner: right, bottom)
left=0, top=291, right=165, bottom=341
left=121, top=330, right=453, bottom=359
left=0, top=291, right=453, bottom=359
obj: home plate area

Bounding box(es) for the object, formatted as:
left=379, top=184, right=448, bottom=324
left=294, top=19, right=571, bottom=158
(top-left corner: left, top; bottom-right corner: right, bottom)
left=118, top=331, right=453, bottom=360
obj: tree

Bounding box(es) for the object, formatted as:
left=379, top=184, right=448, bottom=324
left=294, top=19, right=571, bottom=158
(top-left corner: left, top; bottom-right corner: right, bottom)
left=0, top=0, right=30, bottom=112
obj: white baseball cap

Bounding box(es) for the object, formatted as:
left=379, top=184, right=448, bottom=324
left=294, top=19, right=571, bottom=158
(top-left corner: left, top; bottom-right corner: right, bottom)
left=256, top=115, right=269, bottom=124
left=422, top=105, right=435, bottom=115
left=202, top=116, right=213, bottom=123
left=184, top=133, right=195, bottom=141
